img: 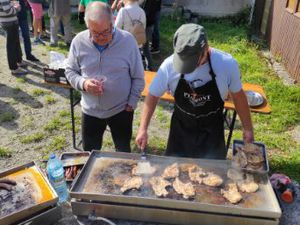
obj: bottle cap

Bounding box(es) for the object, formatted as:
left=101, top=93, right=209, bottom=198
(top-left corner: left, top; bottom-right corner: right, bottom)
left=49, top=154, right=56, bottom=160
left=281, top=190, right=293, bottom=203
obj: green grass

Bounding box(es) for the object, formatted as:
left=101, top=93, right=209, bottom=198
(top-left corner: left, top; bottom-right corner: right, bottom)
left=13, top=86, right=21, bottom=94
left=31, top=88, right=49, bottom=96
left=0, top=146, right=11, bottom=158
left=45, top=95, right=57, bottom=104
left=42, top=136, right=68, bottom=156
left=16, top=77, right=26, bottom=83
left=20, top=133, right=45, bottom=144
left=0, top=112, right=15, bottom=123
left=44, top=117, right=64, bottom=133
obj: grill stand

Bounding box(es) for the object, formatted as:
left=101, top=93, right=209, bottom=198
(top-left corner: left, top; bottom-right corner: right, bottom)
left=71, top=200, right=279, bottom=225
left=17, top=204, right=61, bottom=225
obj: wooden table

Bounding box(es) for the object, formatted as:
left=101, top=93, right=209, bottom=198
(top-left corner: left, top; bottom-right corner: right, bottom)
left=45, top=71, right=271, bottom=151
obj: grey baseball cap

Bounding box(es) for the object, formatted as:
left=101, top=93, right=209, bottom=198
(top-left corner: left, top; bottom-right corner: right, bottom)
left=173, top=24, right=208, bottom=74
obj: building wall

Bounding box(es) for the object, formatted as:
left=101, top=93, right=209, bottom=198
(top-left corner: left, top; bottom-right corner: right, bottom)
left=175, top=0, right=252, bottom=17
left=268, top=0, right=300, bottom=82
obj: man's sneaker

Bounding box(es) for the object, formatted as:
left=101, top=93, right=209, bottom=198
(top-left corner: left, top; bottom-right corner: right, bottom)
left=49, top=42, right=58, bottom=47
left=150, top=47, right=160, bottom=54
left=26, top=54, right=40, bottom=62
left=11, top=67, right=27, bottom=76
left=17, top=61, right=27, bottom=68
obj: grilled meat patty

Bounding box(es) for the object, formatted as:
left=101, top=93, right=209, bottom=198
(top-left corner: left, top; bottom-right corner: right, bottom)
left=221, top=183, right=243, bottom=204
left=173, top=177, right=195, bottom=199
left=188, top=165, right=207, bottom=184
left=162, top=163, right=179, bottom=179
left=202, top=173, right=223, bottom=187
left=120, top=176, right=143, bottom=193
left=149, top=176, right=171, bottom=197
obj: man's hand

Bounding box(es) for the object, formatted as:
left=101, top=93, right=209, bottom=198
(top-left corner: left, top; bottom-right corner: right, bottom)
left=136, top=129, right=148, bottom=150
left=83, top=79, right=103, bottom=96
left=243, top=129, right=254, bottom=144
left=0, top=179, right=17, bottom=191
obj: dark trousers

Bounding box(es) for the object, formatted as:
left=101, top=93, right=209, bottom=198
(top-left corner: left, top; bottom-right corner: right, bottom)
left=82, top=110, right=134, bottom=152
left=1, top=21, right=22, bottom=70
left=142, top=26, right=154, bottom=71
left=18, top=17, right=32, bottom=57
left=152, top=11, right=160, bottom=49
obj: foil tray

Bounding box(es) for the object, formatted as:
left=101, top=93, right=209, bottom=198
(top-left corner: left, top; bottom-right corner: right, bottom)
left=232, top=140, right=269, bottom=174
left=70, top=151, right=281, bottom=220
left=0, top=162, right=58, bottom=225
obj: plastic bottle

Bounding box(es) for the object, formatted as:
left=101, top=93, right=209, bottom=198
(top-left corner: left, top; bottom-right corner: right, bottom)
left=47, top=154, right=69, bottom=203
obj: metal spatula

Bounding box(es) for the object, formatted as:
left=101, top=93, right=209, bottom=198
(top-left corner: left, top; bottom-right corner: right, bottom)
left=135, top=148, right=153, bottom=175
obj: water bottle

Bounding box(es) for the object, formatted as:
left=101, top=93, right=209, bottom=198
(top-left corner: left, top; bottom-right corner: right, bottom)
left=47, top=154, right=69, bottom=203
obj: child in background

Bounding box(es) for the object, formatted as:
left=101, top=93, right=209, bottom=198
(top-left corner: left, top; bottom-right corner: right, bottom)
left=27, top=0, right=45, bottom=45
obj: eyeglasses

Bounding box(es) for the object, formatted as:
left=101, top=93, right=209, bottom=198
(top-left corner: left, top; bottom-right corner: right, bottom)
left=90, top=25, right=112, bottom=39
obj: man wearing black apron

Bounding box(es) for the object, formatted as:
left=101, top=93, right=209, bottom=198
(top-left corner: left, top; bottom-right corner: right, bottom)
left=136, top=24, right=254, bottom=159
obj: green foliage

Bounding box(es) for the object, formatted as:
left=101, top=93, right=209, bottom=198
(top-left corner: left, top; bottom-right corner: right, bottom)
left=45, top=95, right=57, bottom=104
left=0, top=146, right=11, bottom=158
left=0, top=112, right=15, bottom=123
left=13, top=86, right=21, bottom=94
left=16, top=77, right=26, bottom=83
left=43, top=136, right=68, bottom=155
left=32, top=88, right=48, bottom=96
left=44, top=118, right=63, bottom=133
left=20, top=133, right=45, bottom=144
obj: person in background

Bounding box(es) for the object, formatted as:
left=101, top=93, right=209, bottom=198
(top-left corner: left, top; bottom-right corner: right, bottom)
left=27, top=0, right=45, bottom=45
left=136, top=24, right=254, bottom=159
left=111, top=0, right=123, bottom=12
left=78, top=0, right=109, bottom=24
left=0, top=0, right=27, bottom=75
left=66, top=2, right=145, bottom=152
left=150, top=0, right=161, bottom=54
left=141, top=0, right=160, bottom=71
left=115, top=0, right=146, bottom=47
left=48, top=0, right=72, bottom=47
left=17, top=0, right=39, bottom=62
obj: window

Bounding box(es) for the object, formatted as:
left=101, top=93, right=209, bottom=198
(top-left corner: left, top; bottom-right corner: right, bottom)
left=286, top=0, right=300, bottom=15
left=287, top=0, right=296, bottom=10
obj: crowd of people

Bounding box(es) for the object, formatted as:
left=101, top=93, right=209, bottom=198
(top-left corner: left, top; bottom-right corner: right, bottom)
left=0, top=0, right=162, bottom=75
left=0, top=0, right=254, bottom=159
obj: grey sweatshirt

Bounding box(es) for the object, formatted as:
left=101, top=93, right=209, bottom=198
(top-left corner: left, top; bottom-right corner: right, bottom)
left=65, top=28, right=145, bottom=119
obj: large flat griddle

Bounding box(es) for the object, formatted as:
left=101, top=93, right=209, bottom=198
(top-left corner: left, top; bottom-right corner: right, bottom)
left=0, top=162, right=58, bottom=225
left=70, top=151, right=281, bottom=220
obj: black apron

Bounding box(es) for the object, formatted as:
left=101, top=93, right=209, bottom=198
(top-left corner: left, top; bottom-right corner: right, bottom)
left=166, top=55, right=226, bottom=159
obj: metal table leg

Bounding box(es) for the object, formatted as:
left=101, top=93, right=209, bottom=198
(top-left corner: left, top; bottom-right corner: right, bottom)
left=226, top=110, right=237, bottom=150
left=70, top=88, right=82, bottom=151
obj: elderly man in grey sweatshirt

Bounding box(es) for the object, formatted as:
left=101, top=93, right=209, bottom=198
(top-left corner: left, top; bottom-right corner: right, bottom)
left=65, top=2, right=145, bottom=152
